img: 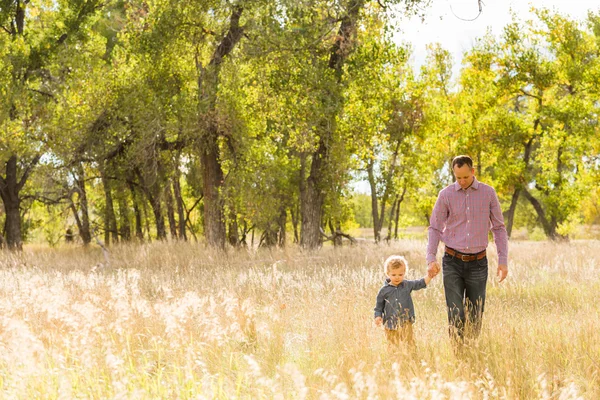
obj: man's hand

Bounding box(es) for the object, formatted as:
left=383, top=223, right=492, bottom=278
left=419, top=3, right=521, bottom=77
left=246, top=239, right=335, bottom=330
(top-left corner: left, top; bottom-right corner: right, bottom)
left=374, top=317, right=383, bottom=327
left=428, top=261, right=441, bottom=278
left=497, top=264, right=508, bottom=282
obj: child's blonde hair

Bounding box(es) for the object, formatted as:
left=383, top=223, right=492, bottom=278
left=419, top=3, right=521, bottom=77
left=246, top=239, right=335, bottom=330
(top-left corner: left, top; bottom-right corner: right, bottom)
left=384, top=255, right=408, bottom=273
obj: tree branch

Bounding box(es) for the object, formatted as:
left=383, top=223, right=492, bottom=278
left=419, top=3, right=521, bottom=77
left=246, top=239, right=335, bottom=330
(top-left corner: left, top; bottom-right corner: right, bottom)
left=17, top=154, right=41, bottom=191
left=22, top=193, right=69, bottom=204
left=209, top=5, right=244, bottom=67
left=319, top=227, right=356, bottom=244
left=184, top=195, right=204, bottom=226
left=522, top=188, right=553, bottom=237
left=520, top=88, right=542, bottom=100
left=28, top=88, right=58, bottom=102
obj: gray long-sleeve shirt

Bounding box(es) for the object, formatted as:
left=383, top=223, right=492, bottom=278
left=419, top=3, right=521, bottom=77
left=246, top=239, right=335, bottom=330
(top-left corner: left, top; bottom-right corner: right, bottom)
left=374, top=278, right=427, bottom=329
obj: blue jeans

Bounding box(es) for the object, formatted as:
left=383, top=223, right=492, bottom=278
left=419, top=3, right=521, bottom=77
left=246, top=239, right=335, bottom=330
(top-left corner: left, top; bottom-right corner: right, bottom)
left=442, top=252, right=488, bottom=340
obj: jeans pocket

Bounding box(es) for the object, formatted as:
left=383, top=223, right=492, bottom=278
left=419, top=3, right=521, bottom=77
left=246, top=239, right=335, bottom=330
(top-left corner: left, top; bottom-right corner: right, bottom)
left=476, top=257, right=488, bottom=268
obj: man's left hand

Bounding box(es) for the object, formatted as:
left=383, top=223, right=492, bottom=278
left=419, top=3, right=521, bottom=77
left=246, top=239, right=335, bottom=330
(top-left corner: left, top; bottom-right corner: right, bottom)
left=497, top=264, right=508, bottom=282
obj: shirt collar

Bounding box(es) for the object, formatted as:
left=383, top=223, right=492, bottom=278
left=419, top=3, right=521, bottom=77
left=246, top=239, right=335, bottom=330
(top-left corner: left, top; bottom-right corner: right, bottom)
left=454, top=176, right=480, bottom=191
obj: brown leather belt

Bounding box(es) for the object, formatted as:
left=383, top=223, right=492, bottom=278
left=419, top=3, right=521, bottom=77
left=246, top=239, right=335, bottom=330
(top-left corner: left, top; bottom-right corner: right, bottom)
left=445, top=247, right=486, bottom=262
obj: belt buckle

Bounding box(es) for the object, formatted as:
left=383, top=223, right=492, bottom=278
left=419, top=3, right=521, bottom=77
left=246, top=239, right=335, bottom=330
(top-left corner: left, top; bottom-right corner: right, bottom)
left=461, top=254, right=470, bottom=262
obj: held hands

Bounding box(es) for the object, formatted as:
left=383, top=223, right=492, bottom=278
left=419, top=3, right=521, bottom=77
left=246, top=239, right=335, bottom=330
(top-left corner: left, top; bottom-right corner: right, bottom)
left=428, top=261, right=441, bottom=278
left=374, top=317, right=383, bottom=327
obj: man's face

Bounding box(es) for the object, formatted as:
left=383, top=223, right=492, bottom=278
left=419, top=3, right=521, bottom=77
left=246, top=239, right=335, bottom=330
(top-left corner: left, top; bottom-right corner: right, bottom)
left=453, top=164, right=475, bottom=189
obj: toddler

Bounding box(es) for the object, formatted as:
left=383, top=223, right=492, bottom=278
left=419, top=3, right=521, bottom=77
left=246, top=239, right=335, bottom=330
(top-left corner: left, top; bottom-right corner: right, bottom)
left=374, top=255, right=433, bottom=347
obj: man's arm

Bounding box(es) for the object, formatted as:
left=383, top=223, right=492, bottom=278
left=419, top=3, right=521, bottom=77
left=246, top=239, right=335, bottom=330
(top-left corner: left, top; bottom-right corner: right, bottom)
left=489, top=188, right=509, bottom=281
left=427, top=190, right=448, bottom=276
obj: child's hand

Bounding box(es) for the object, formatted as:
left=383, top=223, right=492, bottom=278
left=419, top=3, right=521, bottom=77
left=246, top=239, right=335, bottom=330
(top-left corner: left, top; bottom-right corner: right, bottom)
left=374, top=317, right=383, bottom=327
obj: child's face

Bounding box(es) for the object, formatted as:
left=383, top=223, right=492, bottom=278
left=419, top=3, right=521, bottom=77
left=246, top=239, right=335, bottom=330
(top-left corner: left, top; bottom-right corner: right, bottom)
left=387, top=266, right=405, bottom=286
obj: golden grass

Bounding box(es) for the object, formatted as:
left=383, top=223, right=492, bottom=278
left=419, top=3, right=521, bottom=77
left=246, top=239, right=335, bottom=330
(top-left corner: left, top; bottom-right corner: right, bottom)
left=0, top=240, right=598, bottom=399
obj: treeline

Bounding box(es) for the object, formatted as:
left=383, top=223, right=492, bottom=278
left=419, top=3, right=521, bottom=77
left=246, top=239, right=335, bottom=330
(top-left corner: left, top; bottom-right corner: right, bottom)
left=1, top=1, right=599, bottom=250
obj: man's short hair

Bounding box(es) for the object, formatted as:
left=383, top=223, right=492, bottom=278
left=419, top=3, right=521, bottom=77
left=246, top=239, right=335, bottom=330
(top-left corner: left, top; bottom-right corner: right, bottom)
left=452, top=155, right=473, bottom=169
left=384, top=255, right=407, bottom=272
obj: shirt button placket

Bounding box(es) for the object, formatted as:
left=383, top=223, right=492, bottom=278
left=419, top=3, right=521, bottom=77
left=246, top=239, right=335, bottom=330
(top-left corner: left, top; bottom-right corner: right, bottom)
left=466, top=190, right=470, bottom=244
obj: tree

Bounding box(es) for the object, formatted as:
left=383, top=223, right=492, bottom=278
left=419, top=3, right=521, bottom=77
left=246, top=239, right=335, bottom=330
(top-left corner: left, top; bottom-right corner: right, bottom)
left=459, top=10, right=600, bottom=239
left=0, top=0, right=106, bottom=249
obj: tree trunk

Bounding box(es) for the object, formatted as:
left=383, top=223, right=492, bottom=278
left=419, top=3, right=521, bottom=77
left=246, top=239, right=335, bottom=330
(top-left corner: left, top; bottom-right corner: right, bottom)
left=172, top=166, right=187, bottom=240
left=278, top=208, right=287, bottom=247
left=0, top=155, right=39, bottom=250
left=386, top=195, right=398, bottom=242
left=201, top=141, right=226, bottom=248
left=3, top=201, right=21, bottom=250
left=522, top=188, right=563, bottom=240
left=197, top=5, right=244, bottom=249
left=290, top=205, right=299, bottom=244
left=73, top=163, right=91, bottom=245
left=259, top=228, right=278, bottom=248
left=228, top=209, right=239, bottom=247
left=69, top=202, right=83, bottom=241
left=301, top=141, right=327, bottom=249
left=300, top=0, right=365, bottom=250
left=393, top=195, right=403, bottom=240
left=505, top=137, right=534, bottom=238
left=141, top=192, right=152, bottom=241
left=128, top=181, right=144, bottom=241
left=367, top=159, right=381, bottom=242
left=334, top=220, right=343, bottom=247
left=135, top=168, right=166, bottom=240
left=1, top=157, right=21, bottom=250
left=69, top=164, right=92, bottom=246
left=165, top=183, right=178, bottom=239
left=395, top=186, right=407, bottom=239
left=148, top=194, right=166, bottom=240
left=101, top=169, right=118, bottom=246
left=117, top=190, right=131, bottom=242
left=504, top=189, right=520, bottom=238
left=394, top=198, right=401, bottom=239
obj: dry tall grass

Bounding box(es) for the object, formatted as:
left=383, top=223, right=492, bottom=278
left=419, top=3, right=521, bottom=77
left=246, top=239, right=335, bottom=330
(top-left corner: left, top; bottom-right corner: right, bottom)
left=0, top=240, right=598, bottom=399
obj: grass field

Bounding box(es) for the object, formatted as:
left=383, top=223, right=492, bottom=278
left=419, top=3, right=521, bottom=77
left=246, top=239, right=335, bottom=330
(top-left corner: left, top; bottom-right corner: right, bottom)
left=0, top=240, right=598, bottom=399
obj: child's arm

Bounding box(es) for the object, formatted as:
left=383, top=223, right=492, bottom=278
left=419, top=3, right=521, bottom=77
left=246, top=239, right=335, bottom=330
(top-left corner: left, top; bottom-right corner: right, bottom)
left=418, top=268, right=437, bottom=287
left=407, top=275, right=430, bottom=291
left=374, top=289, right=385, bottom=326
left=424, top=273, right=432, bottom=286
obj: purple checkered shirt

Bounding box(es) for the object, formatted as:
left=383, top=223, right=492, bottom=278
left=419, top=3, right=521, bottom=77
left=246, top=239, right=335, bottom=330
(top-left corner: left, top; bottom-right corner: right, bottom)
left=427, top=177, right=508, bottom=265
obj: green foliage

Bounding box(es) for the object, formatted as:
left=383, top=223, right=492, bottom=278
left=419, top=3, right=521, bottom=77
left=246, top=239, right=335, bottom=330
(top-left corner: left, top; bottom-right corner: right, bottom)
left=2, top=2, right=599, bottom=247
left=350, top=193, right=373, bottom=228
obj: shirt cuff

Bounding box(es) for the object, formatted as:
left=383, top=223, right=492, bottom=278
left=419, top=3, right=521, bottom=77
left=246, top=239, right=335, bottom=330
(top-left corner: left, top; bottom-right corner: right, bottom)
left=498, top=256, right=508, bottom=265
left=426, top=254, right=437, bottom=264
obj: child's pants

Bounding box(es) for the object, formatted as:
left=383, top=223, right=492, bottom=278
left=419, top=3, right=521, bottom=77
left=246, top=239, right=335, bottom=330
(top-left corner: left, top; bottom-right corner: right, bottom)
left=385, top=322, right=415, bottom=347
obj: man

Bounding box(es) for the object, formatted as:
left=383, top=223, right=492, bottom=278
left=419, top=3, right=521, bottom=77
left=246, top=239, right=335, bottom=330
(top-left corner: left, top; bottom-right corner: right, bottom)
left=427, top=155, right=508, bottom=342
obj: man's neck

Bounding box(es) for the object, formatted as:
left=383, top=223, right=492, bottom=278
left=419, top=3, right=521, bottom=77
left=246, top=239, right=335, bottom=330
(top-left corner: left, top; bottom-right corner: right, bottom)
left=463, top=178, right=474, bottom=191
